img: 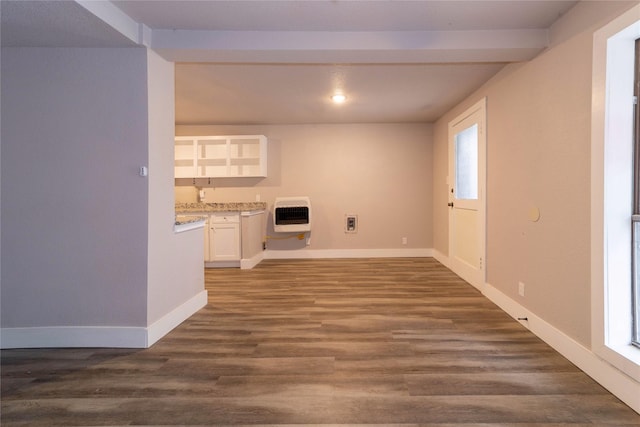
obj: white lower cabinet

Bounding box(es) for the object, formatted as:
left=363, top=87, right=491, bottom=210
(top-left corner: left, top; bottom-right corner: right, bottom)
left=206, top=212, right=240, bottom=263
left=177, top=208, right=264, bottom=268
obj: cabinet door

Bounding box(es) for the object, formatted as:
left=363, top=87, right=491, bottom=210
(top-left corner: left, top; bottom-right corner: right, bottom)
left=211, top=223, right=241, bottom=261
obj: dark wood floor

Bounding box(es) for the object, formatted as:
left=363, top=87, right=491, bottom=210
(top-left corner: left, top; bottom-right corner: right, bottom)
left=2, top=258, right=640, bottom=426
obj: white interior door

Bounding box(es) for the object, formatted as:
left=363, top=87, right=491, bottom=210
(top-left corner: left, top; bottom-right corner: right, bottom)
left=448, top=98, right=486, bottom=290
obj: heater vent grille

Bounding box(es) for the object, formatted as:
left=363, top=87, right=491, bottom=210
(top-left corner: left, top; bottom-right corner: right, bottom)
left=273, top=197, right=311, bottom=232
left=276, top=207, right=309, bottom=225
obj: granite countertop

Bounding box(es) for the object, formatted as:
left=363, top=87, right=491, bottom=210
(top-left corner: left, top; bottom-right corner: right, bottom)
left=174, top=214, right=207, bottom=233
left=175, top=215, right=208, bottom=226
left=176, top=202, right=267, bottom=213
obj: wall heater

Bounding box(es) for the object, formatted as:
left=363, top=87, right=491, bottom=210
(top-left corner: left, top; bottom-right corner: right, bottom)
left=273, top=196, right=311, bottom=233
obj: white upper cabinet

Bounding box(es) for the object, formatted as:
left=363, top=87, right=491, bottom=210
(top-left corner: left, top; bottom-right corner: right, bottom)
left=174, top=139, right=197, bottom=178
left=175, top=135, right=267, bottom=178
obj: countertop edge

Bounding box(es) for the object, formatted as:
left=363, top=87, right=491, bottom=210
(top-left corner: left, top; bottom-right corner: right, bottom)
left=176, top=202, right=267, bottom=213
left=174, top=216, right=207, bottom=233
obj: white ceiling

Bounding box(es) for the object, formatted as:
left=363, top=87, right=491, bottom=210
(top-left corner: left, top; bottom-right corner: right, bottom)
left=2, top=0, right=579, bottom=125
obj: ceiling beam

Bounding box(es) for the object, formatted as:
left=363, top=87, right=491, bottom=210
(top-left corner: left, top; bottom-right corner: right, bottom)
left=151, top=29, right=548, bottom=64
left=75, top=0, right=151, bottom=46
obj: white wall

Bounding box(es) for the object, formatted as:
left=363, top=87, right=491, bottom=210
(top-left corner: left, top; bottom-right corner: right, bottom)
left=146, top=50, right=205, bottom=328
left=1, top=47, right=206, bottom=348
left=432, top=2, right=640, bottom=412
left=1, top=47, right=149, bottom=328
left=433, top=1, right=636, bottom=348
left=175, top=123, right=433, bottom=254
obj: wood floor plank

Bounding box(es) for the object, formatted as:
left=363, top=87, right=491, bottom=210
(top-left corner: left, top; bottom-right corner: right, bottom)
left=2, top=258, right=639, bottom=425
left=3, top=395, right=638, bottom=425
left=404, top=372, right=609, bottom=396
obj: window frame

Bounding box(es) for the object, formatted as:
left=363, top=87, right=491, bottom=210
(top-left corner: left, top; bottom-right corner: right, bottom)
left=633, top=38, right=640, bottom=349
left=591, top=5, right=640, bottom=382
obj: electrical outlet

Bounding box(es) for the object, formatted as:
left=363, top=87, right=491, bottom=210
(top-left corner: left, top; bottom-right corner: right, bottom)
left=345, top=214, right=357, bottom=233
left=518, top=281, right=525, bottom=297
left=402, top=237, right=407, bottom=245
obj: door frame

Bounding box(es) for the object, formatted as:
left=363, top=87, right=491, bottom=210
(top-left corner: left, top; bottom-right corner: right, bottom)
left=447, top=97, right=487, bottom=291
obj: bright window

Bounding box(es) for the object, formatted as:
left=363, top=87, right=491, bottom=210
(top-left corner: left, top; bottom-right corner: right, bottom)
left=454, top=124, right=479, bottom=200
left=592, top=5, right=640, bottom=381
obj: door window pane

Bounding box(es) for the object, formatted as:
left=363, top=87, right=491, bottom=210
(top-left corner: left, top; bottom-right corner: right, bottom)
left=455, top=124, right=479, bottom=200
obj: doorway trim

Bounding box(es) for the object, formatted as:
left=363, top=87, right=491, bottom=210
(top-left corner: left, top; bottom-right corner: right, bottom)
left=447, top=97, right=487, bottom=291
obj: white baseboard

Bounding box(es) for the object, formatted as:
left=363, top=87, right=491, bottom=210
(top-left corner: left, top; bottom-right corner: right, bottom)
left=146, top=289, right=208, bottom=347
left=265, top=248, right=434, bottom=259
left=0, top=326, right=148, bottom=349
left=205, top=260, right=241, bottom=268
left=432, top=249, right=454, bottom=271
left=241, top=251, right=265, bottom=270
left=434, top=249, right=639, bottom=414
left=433, top=249, right=484, bottom=292
left=1, top=290, right=208, bottom=349
left=484, top=280, right=640, bottom=414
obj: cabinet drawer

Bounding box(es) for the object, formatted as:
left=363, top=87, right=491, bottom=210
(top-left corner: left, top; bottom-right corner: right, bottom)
left=211, top=212, right=240, bottom=223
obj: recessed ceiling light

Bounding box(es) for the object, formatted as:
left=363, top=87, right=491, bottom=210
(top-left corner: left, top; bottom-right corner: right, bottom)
left=331, top=94, right=347, bottom=104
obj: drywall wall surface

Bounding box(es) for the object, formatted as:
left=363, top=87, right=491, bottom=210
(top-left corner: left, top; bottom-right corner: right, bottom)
left=175, top=123, right=433, bottom=252
left=489, top=32, right=592, bottom=346
left=549, top=0, right=638, bottom=48
left=431, top=119, right=450, bottom=257
left=1, top=47, right=149, bottom=327
left=432, top=2, right=622, bottom=347
left=146, top=50, right=204, bottom=326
